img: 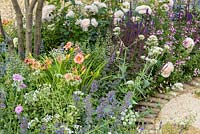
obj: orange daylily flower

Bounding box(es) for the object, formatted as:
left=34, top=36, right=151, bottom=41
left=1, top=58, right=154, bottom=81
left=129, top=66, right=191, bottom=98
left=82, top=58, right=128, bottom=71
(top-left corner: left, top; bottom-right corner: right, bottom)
left=74, top=52, right=84, bottom=64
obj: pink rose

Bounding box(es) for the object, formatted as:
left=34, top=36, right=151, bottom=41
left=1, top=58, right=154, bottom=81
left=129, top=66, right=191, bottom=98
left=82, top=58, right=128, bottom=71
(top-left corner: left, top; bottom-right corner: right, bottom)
left=161, top=62, right=174, bottom=78
left=80, top=19, right=90, bottom=31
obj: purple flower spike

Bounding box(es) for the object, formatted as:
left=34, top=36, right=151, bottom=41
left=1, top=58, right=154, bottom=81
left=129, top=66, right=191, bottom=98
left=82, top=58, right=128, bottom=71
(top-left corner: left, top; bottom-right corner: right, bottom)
left=13, top=74, right=24, bottom=82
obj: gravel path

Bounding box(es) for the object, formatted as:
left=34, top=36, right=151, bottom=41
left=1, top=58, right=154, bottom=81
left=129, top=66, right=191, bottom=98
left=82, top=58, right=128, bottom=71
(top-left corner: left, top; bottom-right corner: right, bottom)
left=0, top=0, right=24, bottom=19
left=156, top=89, right=200, bottom=129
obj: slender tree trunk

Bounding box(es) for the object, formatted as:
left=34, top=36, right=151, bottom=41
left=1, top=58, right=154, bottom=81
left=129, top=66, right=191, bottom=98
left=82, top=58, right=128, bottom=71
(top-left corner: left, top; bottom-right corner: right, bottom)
left=0, top=14, right=6, bottom=39
left=25, top=0, right=37, bottom=56
left=34, top=0, right=44, bottom=56
left=11, top=0, right=24, bottom=59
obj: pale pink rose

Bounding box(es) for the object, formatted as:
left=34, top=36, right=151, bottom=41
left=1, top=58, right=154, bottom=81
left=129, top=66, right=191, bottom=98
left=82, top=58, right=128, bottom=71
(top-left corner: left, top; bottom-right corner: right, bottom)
left=80, top=19, right=90, bottom=31
left=183, top=37, right=194, bottom=48
left=161, top=62, right=174, bottom=78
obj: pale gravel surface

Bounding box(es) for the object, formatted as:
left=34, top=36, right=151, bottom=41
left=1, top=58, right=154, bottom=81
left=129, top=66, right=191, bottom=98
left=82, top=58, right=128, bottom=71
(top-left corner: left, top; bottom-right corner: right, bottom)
left=156, top=92, right=200, bottom=129
left=0, top=0, right=24, bottom=19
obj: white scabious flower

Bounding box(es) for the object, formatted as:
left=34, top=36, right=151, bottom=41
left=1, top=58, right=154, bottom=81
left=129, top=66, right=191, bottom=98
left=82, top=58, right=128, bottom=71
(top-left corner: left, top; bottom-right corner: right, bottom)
left=135, top=5, right=152, bottom=14
left=80, top=19, right=90, bottom=31
left=172, top=83, right=184, bottom=91
left=42, top=5, right=56, bottom=22
left=13, top=37, right=18, bottom=48
left=66, top=10, right=75, bottom=18
left=91, top=18, right=98, bottom=27
left=114, top=10, right=124, bottom=18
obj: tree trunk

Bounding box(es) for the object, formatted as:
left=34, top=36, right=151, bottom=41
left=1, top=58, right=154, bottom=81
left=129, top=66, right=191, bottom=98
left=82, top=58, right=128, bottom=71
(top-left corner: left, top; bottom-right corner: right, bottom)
left=34, top=0, right=44, bottom=56
left=11, top=0, right=24, bottom=59
left=25, top=0, right=37, bottom=56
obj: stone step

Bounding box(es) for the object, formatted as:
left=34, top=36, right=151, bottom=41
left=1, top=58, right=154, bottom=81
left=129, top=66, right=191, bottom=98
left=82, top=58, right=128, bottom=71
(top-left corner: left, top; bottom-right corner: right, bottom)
left=138, top=102, right=162, bottom=109
left=136, top=107, right=160, bottom=114
left=154, top=93, right=172, bottom=100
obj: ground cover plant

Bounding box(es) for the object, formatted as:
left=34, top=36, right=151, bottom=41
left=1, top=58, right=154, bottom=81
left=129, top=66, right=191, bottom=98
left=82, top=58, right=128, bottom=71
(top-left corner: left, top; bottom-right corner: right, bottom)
left=0, top=0, right=200, bottom=133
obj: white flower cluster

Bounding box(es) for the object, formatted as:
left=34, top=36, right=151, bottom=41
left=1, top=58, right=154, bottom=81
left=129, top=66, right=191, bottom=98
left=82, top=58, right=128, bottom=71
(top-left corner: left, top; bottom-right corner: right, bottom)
left=24, top=84, right=52, bottom=104
left=42, top=114, right=53, bottom=123
left=120, top=105, right=139, bottom=126
left=113, top=27, right=121, bottom=36
left=148, top=46, right=163, bottom=56
left=141, top=35, right=163, bottom=64
left=74, top=90, right=84, bottom=96
left=76, top=18, right=98, bottom=31
left=171, top=83, right=184, bottom=91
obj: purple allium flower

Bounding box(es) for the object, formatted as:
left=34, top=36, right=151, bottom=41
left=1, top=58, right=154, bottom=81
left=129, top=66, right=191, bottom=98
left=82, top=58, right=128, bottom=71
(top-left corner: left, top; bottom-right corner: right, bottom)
left=15, top=105, right=23, bottom=114
left=13, top=74, right=24, bottom=82
left=20, top=83, right=27, bottom=89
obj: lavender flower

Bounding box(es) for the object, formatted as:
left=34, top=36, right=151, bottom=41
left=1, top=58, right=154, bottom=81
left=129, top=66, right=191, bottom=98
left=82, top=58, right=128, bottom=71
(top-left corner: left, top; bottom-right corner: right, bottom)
left=84, top=95, right=93, bottom=124
left=13, top=74, right=24, bottom=82
left=90, top=80, right=98, bottom=93
left=96, top=91, right=118, bottom=119
left=0, top=103, right=6, bottom=108
left=20, top=117, right=28, bottom=134
left=120, top=91, right=133, bottom=112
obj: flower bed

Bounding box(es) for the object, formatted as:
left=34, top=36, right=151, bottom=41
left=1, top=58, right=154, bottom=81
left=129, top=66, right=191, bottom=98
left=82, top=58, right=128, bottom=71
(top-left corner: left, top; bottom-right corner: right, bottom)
left=0, top=0, right=200, bottom=133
